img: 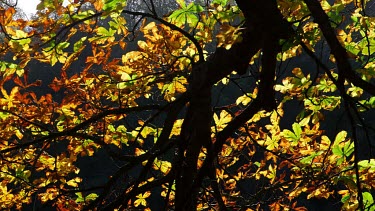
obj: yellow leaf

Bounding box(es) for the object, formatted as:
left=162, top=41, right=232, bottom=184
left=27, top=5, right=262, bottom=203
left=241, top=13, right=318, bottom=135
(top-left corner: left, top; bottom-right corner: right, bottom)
left=134, top=192, right=151, bottom=207
left=266, top=164, right=277, bottom=183
left=15, top=30, right=28, bottom=38
left=15, top=129, right=23, bottom=139
left=162, top=77, right=187, bottom=101
left=153, top=159, right=172, bottom=174
left=140, top=126, right=156, bottom=138
left=337, top=29, right=347, bottom=44
left=270, top=110, right=279, bottom=126
left=172, top=76, right=187, bottom=93
left=66, top=177, right=82, bottom=187
left=170, top=119, right=183, bottom=137
left=59, top=103, right=78, bottom=118
left=138, top=40, right=148, bottom=49
left=289, top=186, right=308, bottom=198
left=221, top=77, right=229, bottom=85
left=249, top=110, right=267, bottom=123
left=320, top=135, right=331, bottom=150
left=236, top=94, right=252, bottom=106
left=320, top=0, right=331, bottom=10
left=299, top=115, right=310, bottom=126
left=0, top=86, right=19, bottom=108
left=135, top=148, right=145, bottom=156
left=222, top=145, right=232, bottom=156
left=264, top=135, right=279, bottom=151
left=213, top=110, right=232, bottom=131
left=334, top=131, right=347, bottom=146
left=142, top=22, right=156, bottom=32
left=93, top=0, right=104, bottom=10
left=160, top=161, right=171, bottom=174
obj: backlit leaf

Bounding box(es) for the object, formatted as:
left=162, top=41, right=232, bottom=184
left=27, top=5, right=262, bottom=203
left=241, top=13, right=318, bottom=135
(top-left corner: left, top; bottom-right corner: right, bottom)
left=213, top=110, right=232, bottom=131
left=134, top=192, right=151, bottom=207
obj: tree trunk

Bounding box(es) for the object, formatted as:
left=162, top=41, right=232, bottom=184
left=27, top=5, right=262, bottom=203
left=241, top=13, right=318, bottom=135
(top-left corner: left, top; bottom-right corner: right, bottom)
left=174, top=1, right=292, bottom=210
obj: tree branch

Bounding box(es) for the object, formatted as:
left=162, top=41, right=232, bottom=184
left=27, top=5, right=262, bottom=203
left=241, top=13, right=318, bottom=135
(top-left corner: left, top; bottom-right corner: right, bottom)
left=0, top=105, right=161, bottom=154
left=304, top=0, right=375, bottom=96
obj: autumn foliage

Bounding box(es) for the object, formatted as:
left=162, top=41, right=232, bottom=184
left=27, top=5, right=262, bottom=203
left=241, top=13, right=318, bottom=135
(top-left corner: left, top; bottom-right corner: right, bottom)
left=1, top=0, right=375, bottom=210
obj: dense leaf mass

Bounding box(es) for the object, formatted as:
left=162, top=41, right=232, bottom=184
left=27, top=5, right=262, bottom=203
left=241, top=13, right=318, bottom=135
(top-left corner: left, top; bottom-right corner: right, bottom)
left=0, top=0, right=375, bottom=210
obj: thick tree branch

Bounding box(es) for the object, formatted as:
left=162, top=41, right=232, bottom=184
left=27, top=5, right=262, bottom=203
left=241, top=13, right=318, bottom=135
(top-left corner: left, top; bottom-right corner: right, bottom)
left=186, top=1, right=292, bottom=204
left=175, top=65, right=212, bottom=210
left=258, top=34, right=278, bottom=111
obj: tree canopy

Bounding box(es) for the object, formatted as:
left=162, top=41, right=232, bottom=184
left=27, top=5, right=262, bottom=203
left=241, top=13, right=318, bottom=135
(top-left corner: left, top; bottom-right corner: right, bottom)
left=1, top=0, right=375, bottom=210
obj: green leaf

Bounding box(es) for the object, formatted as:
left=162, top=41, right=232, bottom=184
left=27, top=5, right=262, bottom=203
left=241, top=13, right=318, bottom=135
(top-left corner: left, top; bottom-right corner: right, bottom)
left=75, top=192, right=85, bottom=203
left=83, top=139, right=94, bottom=147
left=108, top=124, right=116, bottom=132
left=140, top=126, right=156, bottom=138
left=341, top=194, right=350, bottom=203
left=186, top=2, right=204, bottom=13
left=336, top=157, right=344, bottom=165
left=74, top=37, right=87, bottom=52
left=57, top=42, right=70, bottom=49
left=103, top=0, right=126, bottom=11
left=169, top=2, right=203, bottom=26
left=358, top=159, right=375, bottom=170
left=75, top=192, right=98, bottom=203
left=346, top=43, right=361, bottom=55
left=332, top=131, right=353, bottom=159
left=333, top=131, right=347, bottom=145
left=117, top=125, right=127, bottom=132
left=176, top=0, right=186, bottom=8
left=169, top=10, right=186, bottom=25
left=120, top=72, right=131, bottom=81
left=292, top=122, right=302, bottom=139
left=342, top=141, right=354, bottom=157
left=264, top=135, right=278, bottom=150
left=51, top=55, right=58, bottom=66
left=185, top=13, right=199, bottom=26
left=332, top=145, right=343, bottom=156
left=0, top=63, right=6, bottom=72
left=0, top=112, right=9, bottom=119
left=85, top=193, right=98, bottom=201
left=212, top=0, right=229, bottom=6
left=282, top=122, right=303, bottom=146
left=73, top=10, right=96, bottom=21
left=283, top=129, right=298, bottom=145
left=300, top=151, right=322, bottom=165
left=363, top=192, right=375, bottom=210
left=97, top=27, right=115, bottom=36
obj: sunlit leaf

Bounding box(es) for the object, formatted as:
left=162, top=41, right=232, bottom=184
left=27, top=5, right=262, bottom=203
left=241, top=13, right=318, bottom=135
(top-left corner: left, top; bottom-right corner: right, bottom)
left=0, top=86, right=19, bottom=108
left=134, top=192, right=151, bottom=207
left=213, top=110, right=232, bottom=131
left=66, top=177, right=82, bottom=187
left=103, top=0, right=126, bottom=11
left=264, top=135, right=279, bottom=150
